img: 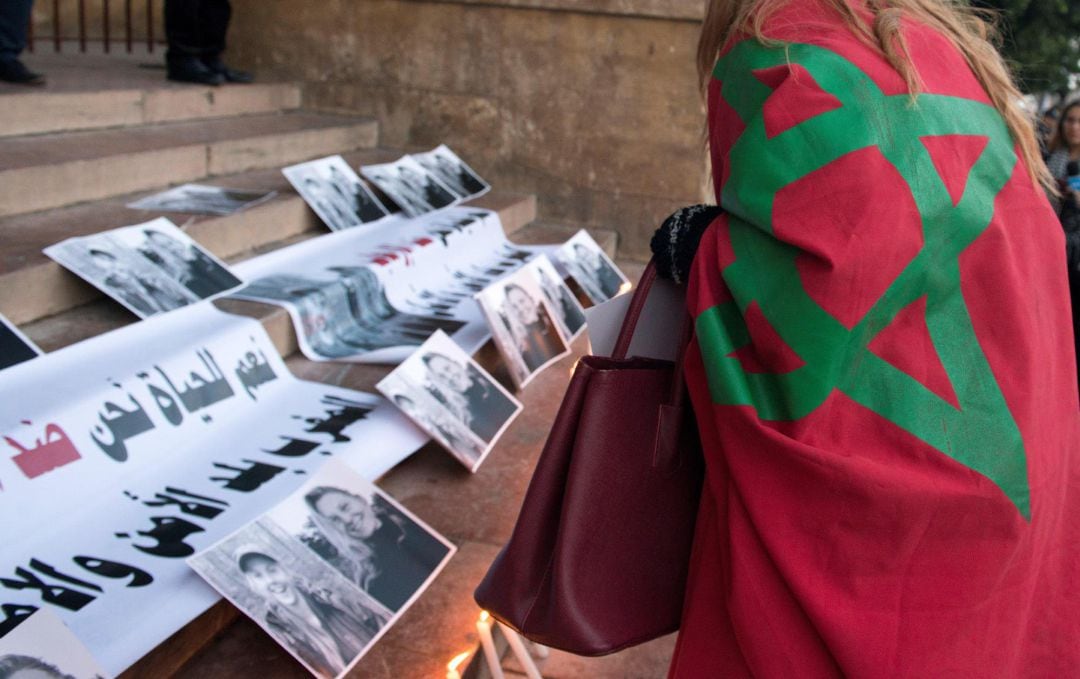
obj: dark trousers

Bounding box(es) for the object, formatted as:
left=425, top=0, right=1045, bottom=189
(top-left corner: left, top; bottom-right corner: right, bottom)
left=0, top=0, right=33, bottom=62
left=164, top=0, right=231, bottom=63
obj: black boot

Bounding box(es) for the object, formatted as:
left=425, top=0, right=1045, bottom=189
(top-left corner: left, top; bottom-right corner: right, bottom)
left=0, top=59, right=45, bottom=85
left=166, top=56, right=224, bottom=86
left=202, top=56, right=253, bottom=84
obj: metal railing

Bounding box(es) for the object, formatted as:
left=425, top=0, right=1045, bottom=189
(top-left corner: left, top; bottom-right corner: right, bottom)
left=28, top=0, right=164, bottom=54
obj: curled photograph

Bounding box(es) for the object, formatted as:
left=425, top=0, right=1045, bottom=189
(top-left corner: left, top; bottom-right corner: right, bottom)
left=555, top=230, right=630, bottom=304
left=283, top=156, right=389, bottom=231
left=523, top=255, right=587, bottom=341
left=410, top=144, right=490, bottom=201
left=126, top=183, right=277, bottom=216
left=44, top=232, right=197, bottom=318
left=476, top=266, right=571, bottom=388
left=377, top=330, right=522, bottom=471
left=360, top=156, right=458, bottom=218
left=112, top=218, right=243, bottom=300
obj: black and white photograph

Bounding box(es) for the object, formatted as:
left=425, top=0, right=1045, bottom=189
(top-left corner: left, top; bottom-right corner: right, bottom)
left=232, top=269, right=466, bottom=361
left=360, top=156, right=458, bottom=218
left=0, top=608, right=108, bottom=679
left=476, top=266, right=571, bottom=389
left=554, top=230, right=631, bottom=304
left=283, top=156, right=390, bottom=231
left=111, top=218, right=244, bottom=301
left=44, top=232, right=197, bottom=319
left=188, top=515, right=394, bottom=679
left=266, top=459, right=455, bottom=614
left=410, top=145, right=490, bottom=201
left=44, top=218, right=242, bottom=318
left=126, top=183, right=277, bottom=216
left=0, top=313, right=41, bottom=372
left=524, top=255, right=587, bottom=341
left=377, top=330, right=522, bottom=471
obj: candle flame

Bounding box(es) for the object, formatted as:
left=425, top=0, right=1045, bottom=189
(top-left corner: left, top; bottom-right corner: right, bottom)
left=447, top=651, right=470, bottom=673
left=619, top=281, right=633, bottom=295
left=479, top=610, right=491, bottom=623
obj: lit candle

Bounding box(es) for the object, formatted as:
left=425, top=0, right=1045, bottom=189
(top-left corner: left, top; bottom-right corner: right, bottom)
left=476, top=611, right=505, bottom=679
left=496, top=621, right=543, bottom=679
left=446, top=650, right=470, bottom=679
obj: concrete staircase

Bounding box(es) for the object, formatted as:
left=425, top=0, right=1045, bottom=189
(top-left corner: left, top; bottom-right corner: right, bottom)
left=0, top=57, right=542, bottom=355
left=0, top=53, right=661, bottom=679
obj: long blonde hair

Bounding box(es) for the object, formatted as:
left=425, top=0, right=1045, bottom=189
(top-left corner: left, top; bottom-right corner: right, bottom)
left=696, top=0, right=1052, bottom=191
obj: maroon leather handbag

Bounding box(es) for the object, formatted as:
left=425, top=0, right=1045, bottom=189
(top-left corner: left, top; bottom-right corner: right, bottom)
left=474, top=259, right=703, bottom=656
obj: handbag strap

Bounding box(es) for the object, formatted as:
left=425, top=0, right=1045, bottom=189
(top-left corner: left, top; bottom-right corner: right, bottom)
left=610, top=259, right=694, bottom=409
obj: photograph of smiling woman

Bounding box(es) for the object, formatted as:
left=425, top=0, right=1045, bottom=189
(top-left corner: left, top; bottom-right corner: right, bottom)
left=301, top=485, right=452, bottom=612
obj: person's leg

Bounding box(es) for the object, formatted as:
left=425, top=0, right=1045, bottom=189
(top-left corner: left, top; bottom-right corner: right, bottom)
left=199, top=0, right=252, bottom=83
left=164, top=0, right=222, bottom=85
left=0, top=0, right=44, bottom=85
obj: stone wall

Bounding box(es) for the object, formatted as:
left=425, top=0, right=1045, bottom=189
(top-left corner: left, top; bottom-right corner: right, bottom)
left=227, top=0, right=709, bottom=259
left=31, top=0, right=162, bottom=44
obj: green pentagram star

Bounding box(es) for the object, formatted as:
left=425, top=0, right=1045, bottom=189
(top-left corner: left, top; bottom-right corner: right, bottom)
left=698, top=42, right=1030, bottom=519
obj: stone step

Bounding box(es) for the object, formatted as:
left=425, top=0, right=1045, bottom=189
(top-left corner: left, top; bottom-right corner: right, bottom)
left=0, top=112, right=378, bottom=217
left=0, top=148, right=535, bottom=325
left=512, top=220, right=620, bottom=259
left=18, top=193, right=540, bottom=354
left=0, top=51, right=302, bottom=138
left=2, top=82, right=302, bottom=139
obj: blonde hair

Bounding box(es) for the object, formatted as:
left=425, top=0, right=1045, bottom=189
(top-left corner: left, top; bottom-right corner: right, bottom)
left=696, top=0, right=1053, bottom=192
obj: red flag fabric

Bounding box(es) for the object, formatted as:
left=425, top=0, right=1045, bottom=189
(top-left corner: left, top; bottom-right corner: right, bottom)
left=669, top=2, right=1080, bottom=676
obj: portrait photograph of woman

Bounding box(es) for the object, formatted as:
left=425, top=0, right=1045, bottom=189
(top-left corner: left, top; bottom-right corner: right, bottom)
left=377, top=330, right=523, bottom=471
left=475, top=266, right=571, bottom=388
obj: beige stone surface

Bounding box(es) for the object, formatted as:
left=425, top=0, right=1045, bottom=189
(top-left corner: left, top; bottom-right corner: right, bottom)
left=228, top=0, right=709, bottom=261
left=0, top=52, right=302, bottom=137
left=513, top=221, right=619, bottom=257
left=0, top=113, right=378, bottom=218
left=208, top=121, right=377, bottom=175
left=0, top=146, right=207, bottom=217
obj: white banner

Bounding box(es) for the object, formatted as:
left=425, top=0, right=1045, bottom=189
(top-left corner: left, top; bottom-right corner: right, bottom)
left=230, top=208, right=551, bottom=364
left=0, top=303, right=427, bottom=675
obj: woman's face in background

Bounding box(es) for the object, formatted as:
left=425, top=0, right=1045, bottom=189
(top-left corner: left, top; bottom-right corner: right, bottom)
left=1062, top=106, right=1080, bottom=151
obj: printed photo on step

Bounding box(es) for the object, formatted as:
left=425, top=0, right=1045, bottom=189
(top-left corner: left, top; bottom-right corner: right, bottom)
left=554, top=230, right=631, bottom=304
left=475, top=266, right=571, bottom=389
left=377, top=330, right=523, bottom=471
left=521, top=255, right=587, bottom=341
left=45, top=231, right=197, bottom=319
left=126, top=183, right=277, bottom=216
left=283, top=156, right=390, bottom=230
left=44, top=218, right=243, bottom=318
left=109, top=218, right=243, bottom=301
left=360, top=156, right=458, bottom=218
left=410, top=145, right=490, bottom=201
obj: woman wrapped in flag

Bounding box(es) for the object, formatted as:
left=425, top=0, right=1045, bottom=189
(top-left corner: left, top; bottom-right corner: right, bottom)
left=660, top=0, right=1080, bottom=674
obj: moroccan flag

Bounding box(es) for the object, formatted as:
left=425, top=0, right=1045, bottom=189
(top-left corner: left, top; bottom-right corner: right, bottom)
left=669, top=3, right=1080, bottom=676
